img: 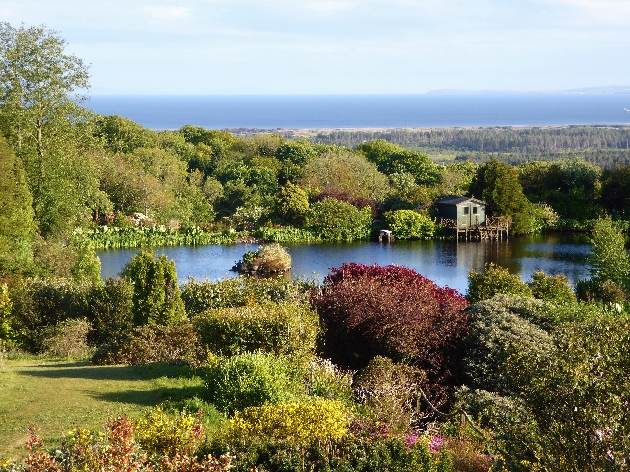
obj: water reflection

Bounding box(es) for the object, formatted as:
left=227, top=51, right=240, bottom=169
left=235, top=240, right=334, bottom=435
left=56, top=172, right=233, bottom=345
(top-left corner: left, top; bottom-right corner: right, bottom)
left=97, top=233, right=592, bottom=295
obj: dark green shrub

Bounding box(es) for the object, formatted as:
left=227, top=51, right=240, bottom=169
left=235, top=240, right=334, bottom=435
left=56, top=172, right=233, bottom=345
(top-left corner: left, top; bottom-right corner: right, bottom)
left=468, top=159, right=532, bottom=232
left=10, top=277, right=91, bottom=352
left=41, top=318, right=92, bottom=358
left=207, top=433, right=452, bottom=472
left=120, top=251, right=185, bottom=326
left=458, top=313, right=630, bottom=471
left=576, top=278, right=627, bottom=304
left=462, top=295, right=557, bottom=394
left=92, top=321, right=204, bottom=366
left=194, top=303, right=318, bottom=358
left=527, top=270, right=576, bottom=304
left=204, top=352, right=304, bottom=415
left=88, top=278, right=134, bottom=345
left=8, top=277, right=133, bottom=351
left=466, top=263, right=532, bottom=304
left=385, top=209, right=435, bottom=239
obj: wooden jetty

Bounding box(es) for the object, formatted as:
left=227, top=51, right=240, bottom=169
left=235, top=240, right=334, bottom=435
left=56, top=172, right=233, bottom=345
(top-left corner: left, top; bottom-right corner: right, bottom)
left=378, top=229, right=394, bottom=243
left=440, top=215, right=510, bottom=241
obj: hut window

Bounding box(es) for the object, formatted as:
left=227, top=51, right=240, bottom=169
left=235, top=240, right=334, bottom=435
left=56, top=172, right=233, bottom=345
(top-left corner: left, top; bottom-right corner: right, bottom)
left=463, top=207, right=469, bottom=215
left=473, top=207, right=478, bottom=214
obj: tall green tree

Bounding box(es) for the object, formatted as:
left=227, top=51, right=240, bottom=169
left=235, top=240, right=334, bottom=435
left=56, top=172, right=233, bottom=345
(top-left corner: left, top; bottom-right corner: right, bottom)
left=588, top=216, right=630, bottom=285
left=469, top=160, right=529, bottom=217
left=0, top=134, right=33, bottom=273
left=300, top=149, right=390, bottom=201
left=120, top=251, right=185, bottom=326
left=469, top=159, right=538, bottom=232
left=275, top=181, right=310, bottom=226
left=95, top=115, right=158, bottom=154
left=275, top=139, right=316, bottom=184
left=0, top=23, right=109, bottom=239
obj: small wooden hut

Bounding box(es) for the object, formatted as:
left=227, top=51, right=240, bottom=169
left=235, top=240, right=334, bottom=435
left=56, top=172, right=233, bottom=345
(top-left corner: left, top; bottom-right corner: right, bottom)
left=435, top=196, right=486, bottom=228
left=435, top=196, right=510, bottom=240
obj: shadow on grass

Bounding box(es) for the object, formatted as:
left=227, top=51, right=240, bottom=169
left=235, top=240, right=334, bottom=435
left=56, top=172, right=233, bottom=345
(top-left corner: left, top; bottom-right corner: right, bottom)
left=17, top=362, right=200, bottom=382
left=88, top=385, right=207, bottom=407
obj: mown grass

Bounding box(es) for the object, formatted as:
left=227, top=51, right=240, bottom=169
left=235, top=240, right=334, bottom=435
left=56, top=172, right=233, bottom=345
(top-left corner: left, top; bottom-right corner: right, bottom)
left=0, top=355, right=218, bottom=460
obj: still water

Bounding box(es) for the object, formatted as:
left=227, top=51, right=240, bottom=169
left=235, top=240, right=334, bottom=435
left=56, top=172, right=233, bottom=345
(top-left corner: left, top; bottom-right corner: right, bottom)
left=97, top=233, right=591, bottom=295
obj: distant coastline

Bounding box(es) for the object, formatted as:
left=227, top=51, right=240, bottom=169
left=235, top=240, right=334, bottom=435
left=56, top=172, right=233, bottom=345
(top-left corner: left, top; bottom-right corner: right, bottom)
left=426, top=86, right=630, bottom=95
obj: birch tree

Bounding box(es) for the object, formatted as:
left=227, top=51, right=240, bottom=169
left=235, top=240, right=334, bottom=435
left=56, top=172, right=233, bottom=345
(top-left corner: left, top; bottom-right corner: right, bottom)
left=0, top=23, right=108, bottom=238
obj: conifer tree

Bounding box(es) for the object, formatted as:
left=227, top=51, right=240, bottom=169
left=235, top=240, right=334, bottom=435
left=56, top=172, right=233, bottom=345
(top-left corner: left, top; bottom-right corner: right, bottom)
left=0, top=134, right=33, bottom=273
left=121, top=252, right=185, bottom=326
left=589, top=216, right=630, bottom=284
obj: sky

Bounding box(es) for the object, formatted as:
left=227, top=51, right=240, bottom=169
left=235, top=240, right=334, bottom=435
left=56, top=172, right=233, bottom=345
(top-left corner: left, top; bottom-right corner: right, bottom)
left=2, top=0, right=630, bottom=95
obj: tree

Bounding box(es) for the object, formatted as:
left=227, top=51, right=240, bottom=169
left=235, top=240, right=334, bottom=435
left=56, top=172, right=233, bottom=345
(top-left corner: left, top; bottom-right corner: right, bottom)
left=469, top=160, right=529, bottom=217
left=357, top=140, right=443, bottom=186
left=0, top=134, right=33, bottom=273
left=600, top=164, right=630, bottom=218
left=120, top=252, right=185, bottom=326
left=308, top=198, right=373, bottom=242
left=299, top=149, right=390, bottom=201
left=544, top=159, right=602, bottom=220
left=95, top=115, right=158, bottom=154
left=469, top=159, right=535, bottom=233
left=0, top=23, right=109, bottom=239
left=588, top=216, right=630, bottom=285
left=275, top=181, right=309, bottom=226
left=274, top=139, right=316, bottom=184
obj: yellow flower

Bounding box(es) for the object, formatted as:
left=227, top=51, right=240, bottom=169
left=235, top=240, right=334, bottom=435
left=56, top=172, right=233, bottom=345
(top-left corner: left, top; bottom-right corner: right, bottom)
left=230, top=399, right=350, bottom=444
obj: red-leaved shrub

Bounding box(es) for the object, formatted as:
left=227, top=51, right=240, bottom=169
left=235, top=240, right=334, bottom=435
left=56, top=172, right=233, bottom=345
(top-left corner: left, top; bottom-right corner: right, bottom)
left=312, top=263, right=469, bottom=405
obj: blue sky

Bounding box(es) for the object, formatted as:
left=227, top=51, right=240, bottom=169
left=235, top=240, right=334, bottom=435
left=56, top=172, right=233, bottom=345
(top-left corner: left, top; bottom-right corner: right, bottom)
left=3, top=0, right=629, bottom=95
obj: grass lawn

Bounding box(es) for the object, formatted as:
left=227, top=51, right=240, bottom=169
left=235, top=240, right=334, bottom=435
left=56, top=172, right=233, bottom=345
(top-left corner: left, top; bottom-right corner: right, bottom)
left=0, top=355, right=216, bottom=460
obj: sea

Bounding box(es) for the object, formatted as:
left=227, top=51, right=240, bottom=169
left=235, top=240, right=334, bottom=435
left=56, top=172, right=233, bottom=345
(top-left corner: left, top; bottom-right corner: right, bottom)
left=87, top=94, right=630, bottom=130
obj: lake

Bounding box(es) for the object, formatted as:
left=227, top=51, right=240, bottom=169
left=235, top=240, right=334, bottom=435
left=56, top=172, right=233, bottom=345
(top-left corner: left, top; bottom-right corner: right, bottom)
left=97, top=233, right=592, bottom=295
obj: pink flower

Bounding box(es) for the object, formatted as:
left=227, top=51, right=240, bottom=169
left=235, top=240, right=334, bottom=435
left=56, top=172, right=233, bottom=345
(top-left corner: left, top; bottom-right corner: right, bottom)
left=429, top=435, right=444, bottom=452
left=405, top=433, right=419, bottom=449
